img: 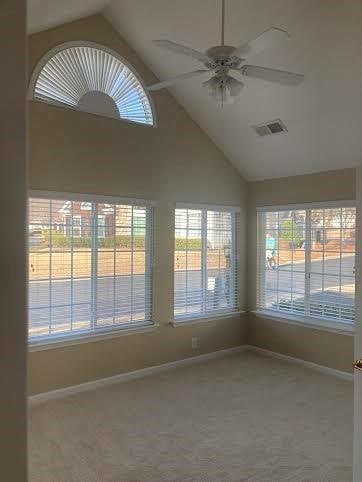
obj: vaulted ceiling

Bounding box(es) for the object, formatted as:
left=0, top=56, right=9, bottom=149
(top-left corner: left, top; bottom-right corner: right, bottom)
left=28, top=0, right=362, bottom=180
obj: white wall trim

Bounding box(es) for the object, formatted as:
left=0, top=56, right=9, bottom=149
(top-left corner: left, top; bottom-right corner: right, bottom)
left=29, top=190, right=157, bottom=207
left=175, top=202, right=241, bottom=213
left=29, top=345, right=247, bottom=405
left=252, top=310, right=355, bottom=336
left=28, top=344, right=353, bottom=406
left=171, top=311, right=245, bottom=327
left=256, top=199, right=355, bottom=212
left=245, top=345, right=353, bottom=381
left=29, top=323, right=159, bottom=352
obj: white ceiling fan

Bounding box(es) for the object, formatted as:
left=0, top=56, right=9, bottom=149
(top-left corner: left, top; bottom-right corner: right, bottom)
left=148, top=0, right=304, bottom=104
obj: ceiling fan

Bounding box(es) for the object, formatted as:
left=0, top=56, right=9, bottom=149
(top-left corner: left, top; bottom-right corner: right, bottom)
left=148, top=0, right=304, bottom=104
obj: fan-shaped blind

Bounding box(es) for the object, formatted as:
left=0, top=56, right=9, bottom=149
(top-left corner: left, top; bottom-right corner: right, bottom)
left=30, top=43, right=154, bottom=126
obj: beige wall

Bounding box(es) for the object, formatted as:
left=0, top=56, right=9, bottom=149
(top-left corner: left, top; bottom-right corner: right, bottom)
left=247, top=168, right=356, bottom=373
left=0, top=1, right=28, bottom=480
left=27, top=15, right=247, bottom=395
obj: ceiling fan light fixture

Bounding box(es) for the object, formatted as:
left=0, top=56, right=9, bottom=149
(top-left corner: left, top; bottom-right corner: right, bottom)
left=226, top=75, right=244, bottom=96
left=203, top=74, right=243, bottom=104
left=202, top=76, right=220, bottom=93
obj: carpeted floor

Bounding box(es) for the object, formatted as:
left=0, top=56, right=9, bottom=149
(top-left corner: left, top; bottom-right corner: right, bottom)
left=28, top=351, right=353, bottom=482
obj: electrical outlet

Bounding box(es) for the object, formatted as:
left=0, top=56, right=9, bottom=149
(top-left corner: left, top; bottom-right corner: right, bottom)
left=191, top=337, right=199, bottom=350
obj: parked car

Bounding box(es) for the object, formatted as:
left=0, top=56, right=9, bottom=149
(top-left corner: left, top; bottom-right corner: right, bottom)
left=29, top=229, right=46, bottom=248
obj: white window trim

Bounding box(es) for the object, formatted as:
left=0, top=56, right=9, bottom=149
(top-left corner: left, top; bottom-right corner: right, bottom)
left=176, top=202, right=241, bottom=213
left=256, top=199, right=355, bottom=212
left=30, top=190, right=157, bottom=207
left=253, top=309, right=355, bottom=336
left=71, top=215, right=82, bottom=238
left=28, top=191, right=156, bottom=348
left=174, top=203, right=240, bottom=324
left=256, top=201, right=356, bottom=327
left=29, top=322, right=159, bottom=352
left=171, top=310, right=245, bottom=327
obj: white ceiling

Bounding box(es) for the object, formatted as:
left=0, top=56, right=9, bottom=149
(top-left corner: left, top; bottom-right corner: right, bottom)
left=28, top=0, right=362, bottom=181
left=27, top=0, right=108, bottom=34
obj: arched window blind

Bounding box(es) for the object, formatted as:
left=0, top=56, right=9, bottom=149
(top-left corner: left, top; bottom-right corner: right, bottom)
left=29, top=42, right=154, bottom=126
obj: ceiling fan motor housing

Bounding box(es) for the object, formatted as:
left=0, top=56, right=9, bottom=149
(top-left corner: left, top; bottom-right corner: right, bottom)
left=205, top=45, right=243, bottom=71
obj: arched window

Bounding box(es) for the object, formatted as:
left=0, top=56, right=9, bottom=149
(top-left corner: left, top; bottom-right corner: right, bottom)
left=29, top=41, right=155, bottom=126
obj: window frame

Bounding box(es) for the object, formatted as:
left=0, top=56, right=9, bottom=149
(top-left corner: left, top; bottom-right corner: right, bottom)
left=173, top=202, right=240, bottom=323
left=97, top=214, right=106, bottom=239
left=28, top=190, right=156, bottom=348
left=256, top=200, right=356, bottom=329
left=71, top=215, right=82, bottom=238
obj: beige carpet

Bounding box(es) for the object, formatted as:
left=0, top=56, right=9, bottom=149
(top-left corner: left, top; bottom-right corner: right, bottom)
left=28, top=351, right=353, bottom=482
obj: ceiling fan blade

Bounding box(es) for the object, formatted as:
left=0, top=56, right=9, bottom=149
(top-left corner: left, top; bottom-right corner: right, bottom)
left=148, top=70, right=210, bottom=91
left=239, top=65, right=304, bottom=85
left=153, top=40, right=210, bottom=63
left=233, top=27, right=290, bottom=59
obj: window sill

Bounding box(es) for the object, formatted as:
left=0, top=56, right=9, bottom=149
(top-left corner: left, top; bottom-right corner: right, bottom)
left=252, top=310, right=355, bottom=336
left=171, top=311, right=245, bottom=327
left=28, top=322, right=159, bottom=352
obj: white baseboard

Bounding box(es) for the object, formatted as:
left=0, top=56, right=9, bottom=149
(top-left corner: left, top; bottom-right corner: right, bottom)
left=29, top=345, right=248, bottom=405
left=29, top=344, right=353, bottom=406
left=244, top=345, right=353, bottom=382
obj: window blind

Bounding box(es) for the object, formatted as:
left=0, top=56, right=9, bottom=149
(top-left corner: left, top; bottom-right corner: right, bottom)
left=31, top=43, right=154, bottom=126
left=256, top=204, right=356, bottom=323
left=28, top=194, right=153, bottom=342
left=174, top=205, right=239, bottom=320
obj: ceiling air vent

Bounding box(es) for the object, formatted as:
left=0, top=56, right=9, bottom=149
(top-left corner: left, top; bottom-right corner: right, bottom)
left=252, top=119, right=287, bottom=137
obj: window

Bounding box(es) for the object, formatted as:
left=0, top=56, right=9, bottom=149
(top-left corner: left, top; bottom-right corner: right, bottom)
left=174, top=204, right=239, bottom=320
left=64, top=215, right=81, bottom=238
left=97, top=215, right=106, bottom=238
left=28, top=193, right=154, bottom=343
left=257, top=203, right=356, bottom=324
left=29, top=42, right=154, bottom=126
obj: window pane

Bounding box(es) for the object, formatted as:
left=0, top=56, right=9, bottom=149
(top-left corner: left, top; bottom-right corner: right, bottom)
left=292, top=272, right=305, bottom=294
left=175, top=209, right=203, bottom=318
left=264, top=289, right=278, bottom=310
left=309, top=252, right=324, bottom=274
left=341, top=254, right=355, bottom=277
left=206, top=211, right=235, bottom=312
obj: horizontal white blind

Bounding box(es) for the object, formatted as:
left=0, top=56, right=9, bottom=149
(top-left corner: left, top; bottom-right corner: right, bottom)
left=257, top=205, right=356, bottom=323
left=174, top=206, right=239, bottom=319
left=28, top=195, right=153, bottom=342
